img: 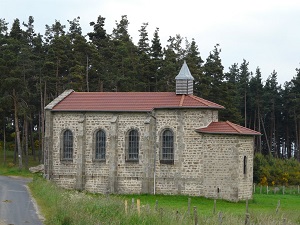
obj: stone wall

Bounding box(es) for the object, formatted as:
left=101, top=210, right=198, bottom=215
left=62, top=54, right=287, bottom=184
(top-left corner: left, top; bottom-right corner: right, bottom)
left=202, top=134, right=254, bottom=201
left=45, top=107, right=254, bottom=201
left=154, top=109, right=217, bottom=195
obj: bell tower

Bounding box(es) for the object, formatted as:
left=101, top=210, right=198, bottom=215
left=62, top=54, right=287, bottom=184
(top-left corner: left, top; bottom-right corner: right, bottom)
left=175, top=61, right=194, bottom=95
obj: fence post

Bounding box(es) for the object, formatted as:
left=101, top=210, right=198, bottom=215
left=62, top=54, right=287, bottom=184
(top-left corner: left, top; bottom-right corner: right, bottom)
left=137, top=199, right=141, bottom=216
left=131, top=198, right=135, bottom=209
left=276, top=200, right=280, bottom=214
left=146, top=204, right=150, bottom=213
left=188, top=198, right=191, bottom=215
left=283, top=218, right=286, bottom=225
left=155, top=200, right=158, bottom=211
left=218, top=211, right=223, bottom=225
left=246, top=198, right=249, bottom=214
left=267, top=186, right=269, bottom=194
left=125, top=200, right=128, bottom=214
left=213, top=199, right=216, bottom=214
left=282, top=186, right=285, bottom=195
left=193, top=206, right=198, bottom=225
left=253, top=184, right=255, bottom=193
left=245, top=213, right=250, bottom=225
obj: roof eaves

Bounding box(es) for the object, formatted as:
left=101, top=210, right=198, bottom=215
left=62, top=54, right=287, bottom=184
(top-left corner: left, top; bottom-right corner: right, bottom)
left=153, top=106, right=222, bottom=110
left=195, top=129, right=260, bottom=136
left=51, top=109, right=152, bottom=113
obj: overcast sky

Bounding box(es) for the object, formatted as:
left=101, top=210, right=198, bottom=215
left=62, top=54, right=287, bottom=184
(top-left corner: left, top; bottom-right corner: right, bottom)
left=1, top=0, right=300, bottom=85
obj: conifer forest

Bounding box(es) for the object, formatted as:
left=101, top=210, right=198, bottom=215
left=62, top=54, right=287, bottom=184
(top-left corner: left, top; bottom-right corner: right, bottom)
left=1, top=15, right=300, bottom=168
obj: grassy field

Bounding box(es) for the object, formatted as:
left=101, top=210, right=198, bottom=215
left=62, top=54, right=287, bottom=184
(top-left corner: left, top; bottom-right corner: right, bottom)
left=27, top=175, right=300, bottom=225
left=1, top=148, right=300, bottom=224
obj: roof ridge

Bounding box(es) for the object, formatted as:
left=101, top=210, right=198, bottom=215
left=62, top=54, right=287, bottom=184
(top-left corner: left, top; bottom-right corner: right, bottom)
left=179, top=95, right=185, bottom=106
left=226, top=121, right=242, bottom=134
left=188, top=95, right=210, bottom=106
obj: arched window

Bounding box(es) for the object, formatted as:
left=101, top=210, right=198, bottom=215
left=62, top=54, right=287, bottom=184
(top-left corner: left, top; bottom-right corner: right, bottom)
left=126, top=129, right=139, bottom=161
left=62, top=129, right=73, bottom=160
left=243, top=156, right=247, bottom=175
left=95, top=129, right=106, bottom=160
left=161, top=129, right=174, bottom=164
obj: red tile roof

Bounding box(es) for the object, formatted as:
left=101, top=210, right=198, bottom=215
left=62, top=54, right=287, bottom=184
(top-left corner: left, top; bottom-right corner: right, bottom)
left=196, top=121, right=261, bottom=136
left=51, top=91, right=224, bottom=112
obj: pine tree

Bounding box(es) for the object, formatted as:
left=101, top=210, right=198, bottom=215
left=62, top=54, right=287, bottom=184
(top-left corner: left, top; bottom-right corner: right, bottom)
left=249, top=67, right=264, bottom=153
left=222, top=63, right=243, bottom=123
left=184, top=39, right=203, bottom=96
left=290, top=68, right=300, bottom=160
left=88, top=15, right=110, bottom=91
left=202, top=44, right=225, bottom=104
left=67, top=17, right=92, bottom=91
left=110, top=15, right=139, bottom=91
left=150, top=27, right=163, bottom=91
left=137, top=22, right=151, bottom=91
left=237, top=59, right=251, bottom=127
left=263, top=70, right=281, bottom=156
left=44, top=20, right=71, bottom=96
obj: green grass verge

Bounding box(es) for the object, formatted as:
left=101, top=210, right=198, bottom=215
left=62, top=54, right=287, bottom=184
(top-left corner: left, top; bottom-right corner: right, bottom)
left=28, top=176, right=300, bottom=225
left=0, top=148, right=40, bottom=177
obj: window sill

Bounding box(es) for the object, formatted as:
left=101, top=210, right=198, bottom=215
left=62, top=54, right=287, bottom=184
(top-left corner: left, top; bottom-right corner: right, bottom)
left=60, top=159, right=73, bottom=163
left=125, top=159, right=139, bottom=163
left=93, top=159, right=106, bottom=163
left=160, top=159, right=174, bottom=165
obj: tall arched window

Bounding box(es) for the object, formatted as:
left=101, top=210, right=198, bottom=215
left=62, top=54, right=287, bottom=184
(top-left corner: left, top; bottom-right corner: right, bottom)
left=126, top=129, right=139, bottom=161
left=63, top=129, right=73, bottom=160
left=95, top=129, right=106, bottom=160
left=161, top=129, right=174, bottom=164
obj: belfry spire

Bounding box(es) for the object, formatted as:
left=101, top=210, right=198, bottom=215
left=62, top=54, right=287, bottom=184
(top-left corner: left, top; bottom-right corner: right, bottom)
left=175, top=61, right=194, bottom=95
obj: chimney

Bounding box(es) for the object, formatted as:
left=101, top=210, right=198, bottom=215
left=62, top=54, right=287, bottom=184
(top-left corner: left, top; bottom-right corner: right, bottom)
left=175, top=61, right=194, bottom=95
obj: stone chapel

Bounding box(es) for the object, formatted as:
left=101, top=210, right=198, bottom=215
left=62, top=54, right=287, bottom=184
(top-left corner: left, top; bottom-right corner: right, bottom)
left=44, top=61, right=260, bottom=202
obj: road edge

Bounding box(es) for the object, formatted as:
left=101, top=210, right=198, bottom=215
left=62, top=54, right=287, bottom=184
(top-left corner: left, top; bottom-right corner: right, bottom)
left=25, top=184, right=46, bottom=223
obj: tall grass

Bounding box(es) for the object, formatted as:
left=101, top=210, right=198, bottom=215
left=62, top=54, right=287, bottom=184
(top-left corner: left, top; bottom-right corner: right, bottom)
left=29, top=176, right=300, bottom=225
left=1, top=147, right=299, bottom=224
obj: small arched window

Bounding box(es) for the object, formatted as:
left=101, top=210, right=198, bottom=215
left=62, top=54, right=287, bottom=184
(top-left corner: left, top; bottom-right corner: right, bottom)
left=62, top=129, right=73, bottom=160
left=95, top=129, right=106, bottom=160
left=243, top=156, right=247, bottom=175
left=126, top=129, right=139, bottom=161
left=161, top=129, right=174, bottom=164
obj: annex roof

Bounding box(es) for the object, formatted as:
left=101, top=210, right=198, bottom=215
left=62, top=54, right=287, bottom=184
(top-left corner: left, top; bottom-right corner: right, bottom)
left=196, top=121, right=261, bottom=136
left=48, top=90, right=224, bottom=112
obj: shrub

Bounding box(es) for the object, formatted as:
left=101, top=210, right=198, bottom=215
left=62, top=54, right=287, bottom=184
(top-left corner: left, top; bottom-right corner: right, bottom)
left=254, top=153, right=300, bottom=185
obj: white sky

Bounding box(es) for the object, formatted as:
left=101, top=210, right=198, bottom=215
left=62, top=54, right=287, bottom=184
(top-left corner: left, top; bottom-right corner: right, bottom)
left=1, top=0, right=300, bottom=85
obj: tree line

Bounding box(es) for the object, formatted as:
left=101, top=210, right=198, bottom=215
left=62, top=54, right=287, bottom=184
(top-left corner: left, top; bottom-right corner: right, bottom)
left=0, top=15, right=300, bottom=169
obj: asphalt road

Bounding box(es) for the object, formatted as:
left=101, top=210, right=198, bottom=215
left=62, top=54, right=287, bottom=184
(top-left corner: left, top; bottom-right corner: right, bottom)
left=0, top=176, right=44, bottom=225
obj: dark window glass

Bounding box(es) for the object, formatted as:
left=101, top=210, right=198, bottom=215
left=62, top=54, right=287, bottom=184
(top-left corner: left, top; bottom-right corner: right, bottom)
left=95, top=130, right=106, bottom=160
left=63, top=130, right=73, bottom=160
left=243, top=156, right=247, bottom=174
left=162, top=129, right=174, bottom=160
left=128, top=129, right=139, bottom=160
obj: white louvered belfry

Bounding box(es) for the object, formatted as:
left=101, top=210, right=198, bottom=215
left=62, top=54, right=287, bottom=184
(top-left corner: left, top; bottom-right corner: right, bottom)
left=175, top=61, right=194, bottom=95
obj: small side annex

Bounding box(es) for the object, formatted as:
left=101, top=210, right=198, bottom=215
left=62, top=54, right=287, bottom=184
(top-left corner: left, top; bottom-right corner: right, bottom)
left=44, top=61, right=260, bottom=202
